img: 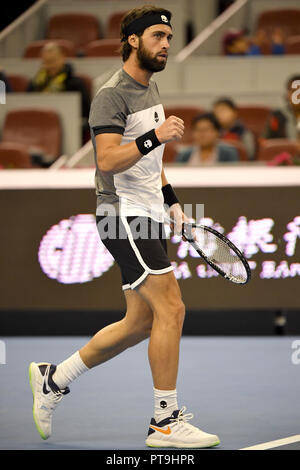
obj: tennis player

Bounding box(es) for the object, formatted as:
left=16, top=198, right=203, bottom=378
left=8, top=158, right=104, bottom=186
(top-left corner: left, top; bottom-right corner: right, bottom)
left=29, top=5, right=220, bottom=449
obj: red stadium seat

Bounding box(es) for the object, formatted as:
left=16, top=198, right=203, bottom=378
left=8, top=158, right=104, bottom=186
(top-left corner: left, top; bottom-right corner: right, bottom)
left=2, top=108, right=62, bottom=160
left=164, top=106, right=205, bottom=144
left=46, top=14, right=101, bottom=53
left=163, top=141, right=179, bottom=163
left=257, top=139, right=299, bottom=161
left=0, top=142, right=32, bottom=168
left=237, top=105, right=271, bottom=138
left=7, top=74, right=29, bottom=92
left=106, top=11, right=128, bottom=38
left=286, top=35, right=300, bottom=54
left=256, top=9, right=300, bottom=38
left=24, top=39, right=76, bottom=58
left=84, top=39, right=121, bottom=57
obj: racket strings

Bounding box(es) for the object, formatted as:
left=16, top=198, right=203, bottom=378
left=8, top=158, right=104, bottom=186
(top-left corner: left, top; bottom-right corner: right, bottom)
left=184, top=225, right=248, bottom=284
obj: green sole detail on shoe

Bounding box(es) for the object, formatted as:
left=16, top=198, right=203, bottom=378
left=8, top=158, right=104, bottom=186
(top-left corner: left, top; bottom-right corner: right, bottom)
left=29, top=363, right=47, bottom=440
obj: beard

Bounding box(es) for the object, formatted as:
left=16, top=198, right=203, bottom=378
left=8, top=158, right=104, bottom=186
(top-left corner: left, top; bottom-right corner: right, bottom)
left=137, top=38, right=167, bottom=73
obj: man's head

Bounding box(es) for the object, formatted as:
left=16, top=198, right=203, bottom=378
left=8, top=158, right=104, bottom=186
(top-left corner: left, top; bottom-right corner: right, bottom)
left=286, top=74, right=300, bottom=112
left=41, top=43, right=66, bottom=77
left=120, top=5, right=173, bottom=72
left=192, top=113, right=221, bottom=149
left=213, top=98, right=238, bottom=129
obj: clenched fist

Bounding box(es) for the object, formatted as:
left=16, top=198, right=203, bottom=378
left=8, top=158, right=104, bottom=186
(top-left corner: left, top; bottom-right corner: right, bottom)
left=155, top=116, right=184, bottom=144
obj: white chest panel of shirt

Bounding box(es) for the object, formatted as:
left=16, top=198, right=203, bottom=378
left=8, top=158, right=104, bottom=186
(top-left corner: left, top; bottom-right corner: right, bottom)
left=114, top=103, right=166, bottom=222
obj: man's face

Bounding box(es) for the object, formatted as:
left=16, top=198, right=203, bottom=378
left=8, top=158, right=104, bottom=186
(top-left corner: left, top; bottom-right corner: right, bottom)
left=135, top=24, right=172, bottom=72
left=41, top=50, right=65, bottom=76
left=192, top=119, right=219, bottom=148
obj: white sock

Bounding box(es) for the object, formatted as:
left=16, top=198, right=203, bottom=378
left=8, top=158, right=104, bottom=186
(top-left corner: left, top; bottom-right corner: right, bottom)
left=52, top=351, right=89, bottom=389
left=154, top=387, right=179, bottom=423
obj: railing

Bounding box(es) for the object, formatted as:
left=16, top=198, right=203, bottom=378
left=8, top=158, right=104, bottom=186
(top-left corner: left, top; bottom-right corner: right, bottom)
left=0, top=0, right=48, bottom=57
left=175, top=0, right=249, bottom=62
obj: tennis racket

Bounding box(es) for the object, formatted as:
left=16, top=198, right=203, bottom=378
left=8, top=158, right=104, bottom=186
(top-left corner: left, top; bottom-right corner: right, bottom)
left=180, top=222, right=251, bottom=285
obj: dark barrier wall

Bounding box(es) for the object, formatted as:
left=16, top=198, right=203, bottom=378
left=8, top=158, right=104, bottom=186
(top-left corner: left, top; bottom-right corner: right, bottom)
left=0, top=186, right=299, bottom=313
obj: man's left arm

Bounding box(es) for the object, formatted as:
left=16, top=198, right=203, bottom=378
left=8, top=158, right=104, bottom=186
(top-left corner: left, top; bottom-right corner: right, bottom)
left=161, top=167, right=188, bottom=234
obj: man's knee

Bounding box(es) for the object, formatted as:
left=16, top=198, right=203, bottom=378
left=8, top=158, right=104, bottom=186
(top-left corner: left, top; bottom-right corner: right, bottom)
left=169, top=299, right=185, bottom=328
left=154, top=298, right=185, bottom=331
left=124, top=312, right=153, bottom=339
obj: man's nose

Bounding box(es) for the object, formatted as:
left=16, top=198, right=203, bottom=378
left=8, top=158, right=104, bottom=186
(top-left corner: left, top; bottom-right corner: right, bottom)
left=162, top=38, right=170, bottom=49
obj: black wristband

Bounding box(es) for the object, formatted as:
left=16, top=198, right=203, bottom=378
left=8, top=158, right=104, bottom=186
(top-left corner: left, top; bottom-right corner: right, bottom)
left=136, top=129, right=161, bottom=155
left=162, top=183, right=179, bottom=207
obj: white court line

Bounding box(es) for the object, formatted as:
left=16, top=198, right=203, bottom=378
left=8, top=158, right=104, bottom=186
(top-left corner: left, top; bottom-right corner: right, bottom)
left=240, top=435, right=300, bottom=450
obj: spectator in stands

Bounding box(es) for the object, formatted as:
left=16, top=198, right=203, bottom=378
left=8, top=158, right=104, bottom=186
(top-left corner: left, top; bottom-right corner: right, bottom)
left=0, top=69, right=12, bottom=92
left=263, top=74, right=300, bottom=141
left=223, top=28, right=285, bottom=56
left=213, top=97, right=255, bottom=159
left=27, top=42, right=90, bottom=142
left=176, top=112, right=239, bottom=165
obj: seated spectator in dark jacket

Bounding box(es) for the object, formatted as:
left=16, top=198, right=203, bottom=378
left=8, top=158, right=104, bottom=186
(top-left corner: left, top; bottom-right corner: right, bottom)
left=213, top=97, right=255, bottom=159
left=176, top=112, right=239, bottom=165
left=27, top=42, right=90, bottom=143
left=263, top=74, right=300, bottom=142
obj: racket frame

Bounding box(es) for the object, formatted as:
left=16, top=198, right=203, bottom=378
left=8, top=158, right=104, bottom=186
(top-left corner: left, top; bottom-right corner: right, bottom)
left=182, top=223, right=252, bottom=285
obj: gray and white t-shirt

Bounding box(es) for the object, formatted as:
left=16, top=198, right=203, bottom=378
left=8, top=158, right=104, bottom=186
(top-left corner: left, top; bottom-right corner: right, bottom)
left=89, top=68, right=166, bottom=222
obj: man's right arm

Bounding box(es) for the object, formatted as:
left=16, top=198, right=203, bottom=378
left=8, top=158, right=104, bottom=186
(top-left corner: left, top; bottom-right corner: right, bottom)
left=95, top=133, right=143, bottom=174
left=95, top=116, right=185, bottom=174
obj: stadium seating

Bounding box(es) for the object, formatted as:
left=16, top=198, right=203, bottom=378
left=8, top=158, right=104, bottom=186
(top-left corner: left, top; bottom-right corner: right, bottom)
left=84, top=39, right=121, bottom=57
left=164, top=107, right=205, bottom=144
left=2, top=109, right=62, bottom=160
left=286, top=35, right=300, bottom=54
left=257, top=138, right=299, bottom=161
left=0, top=142, right=32, bottom=168
left=24, top=39, right=76, bottom=58
left=7, top=74, right=29, bottom=92
left=256, top=9, right=300, bottom=38
left=106, top=11, right=128, bottom=39
left=46, top=13, right=101, bottom=54
left=163, top=142, right=179, bottom=163
left=237, top=105, right=271, bottom=138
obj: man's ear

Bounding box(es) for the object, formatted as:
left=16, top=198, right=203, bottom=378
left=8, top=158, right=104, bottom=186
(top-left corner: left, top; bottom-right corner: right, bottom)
left=128, top=34, right=139, bottom=50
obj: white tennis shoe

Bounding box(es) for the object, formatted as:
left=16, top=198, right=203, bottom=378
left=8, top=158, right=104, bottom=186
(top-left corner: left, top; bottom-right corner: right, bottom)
left=145, top=406, right=220, bottom=448
left=29, top=362, right=70, bottom=440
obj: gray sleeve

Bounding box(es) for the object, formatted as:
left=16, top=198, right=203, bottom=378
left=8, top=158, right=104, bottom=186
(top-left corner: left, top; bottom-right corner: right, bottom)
left=88, top=87, right=128, bottom=136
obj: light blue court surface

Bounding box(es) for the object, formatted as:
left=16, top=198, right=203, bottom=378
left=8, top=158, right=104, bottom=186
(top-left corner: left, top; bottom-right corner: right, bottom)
left=1, top=337, right=300, bottom=450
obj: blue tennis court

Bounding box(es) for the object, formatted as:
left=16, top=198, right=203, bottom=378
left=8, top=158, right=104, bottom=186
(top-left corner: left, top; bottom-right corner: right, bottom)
left=1, top=336, right=300, bottom=450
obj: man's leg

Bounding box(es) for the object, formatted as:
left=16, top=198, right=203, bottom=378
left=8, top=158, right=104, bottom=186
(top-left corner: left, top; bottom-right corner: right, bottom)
left=29, top=289, right=154, bottom=440
left=140, top=272, right=220, bottom=448
left=79, top=289, right=153, bottom=368
left=52, top=289, right=154, bottom=388
left=137, top=271, right=185, bottom=424
left=138, top=271, right=185, bottom=391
